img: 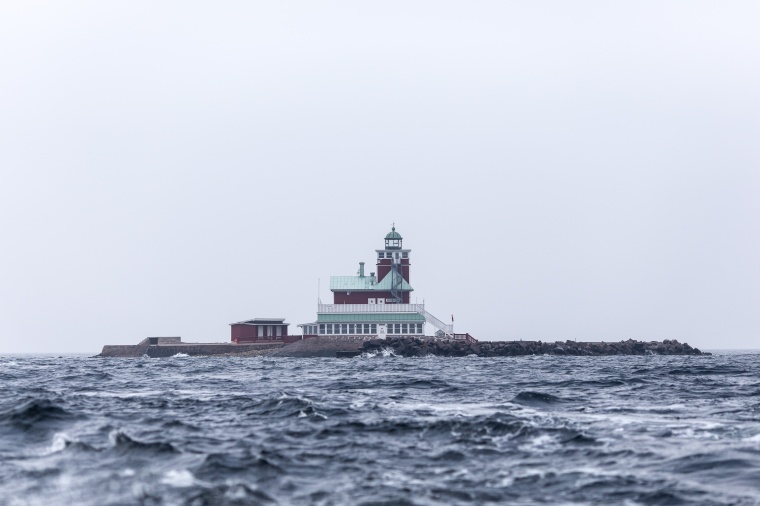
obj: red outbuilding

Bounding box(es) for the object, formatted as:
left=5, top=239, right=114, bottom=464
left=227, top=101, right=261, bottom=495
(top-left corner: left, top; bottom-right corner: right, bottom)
left=230, top=318, right=302, bottom=344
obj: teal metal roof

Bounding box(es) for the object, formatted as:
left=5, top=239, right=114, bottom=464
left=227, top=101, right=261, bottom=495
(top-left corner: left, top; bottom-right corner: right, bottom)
left=317, top=313, right=425, bottom=323
left=385, top=226, right=402, bottom=240
left=330, top=274, right=412, bottom=292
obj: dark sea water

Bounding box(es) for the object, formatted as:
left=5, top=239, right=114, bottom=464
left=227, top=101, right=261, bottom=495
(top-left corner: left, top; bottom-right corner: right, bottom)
left=1, top=352, right=760, bottom=506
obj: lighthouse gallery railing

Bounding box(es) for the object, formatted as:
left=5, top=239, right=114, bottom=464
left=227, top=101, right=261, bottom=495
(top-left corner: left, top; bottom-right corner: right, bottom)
left=318, top=303, right=426, bottom=313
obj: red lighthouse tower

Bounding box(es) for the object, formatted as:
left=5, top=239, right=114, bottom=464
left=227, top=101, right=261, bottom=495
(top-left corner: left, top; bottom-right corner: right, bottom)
left=375, top=225, right=411, bottom=304
left=330, top=226, right=413, bottom=305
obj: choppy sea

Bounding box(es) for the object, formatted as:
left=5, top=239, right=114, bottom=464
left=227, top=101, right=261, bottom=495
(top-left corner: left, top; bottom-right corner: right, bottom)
left=1, top=351, right=759, bottom=505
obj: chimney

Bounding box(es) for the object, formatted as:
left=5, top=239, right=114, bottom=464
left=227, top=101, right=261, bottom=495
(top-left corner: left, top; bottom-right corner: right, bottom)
left=358, top=262, right=365, bottom=278
left=370, top=272, right=376, bottom=284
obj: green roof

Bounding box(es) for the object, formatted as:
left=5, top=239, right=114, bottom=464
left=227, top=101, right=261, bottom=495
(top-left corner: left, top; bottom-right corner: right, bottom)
left=317, top=313, right=425, bottom=323
left=330, top=274, right=412, bottom=292
left=385, top=226, right=402, bottom=240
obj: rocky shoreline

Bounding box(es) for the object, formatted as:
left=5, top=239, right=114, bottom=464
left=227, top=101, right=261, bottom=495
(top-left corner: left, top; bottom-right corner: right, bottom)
left=359, top=337, right=709, bottom=358
left=97, top=336, right=709, bottom=359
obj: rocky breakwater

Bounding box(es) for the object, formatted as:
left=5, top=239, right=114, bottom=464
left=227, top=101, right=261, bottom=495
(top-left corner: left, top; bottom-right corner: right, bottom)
left=361, top=337, right=709, bottom=358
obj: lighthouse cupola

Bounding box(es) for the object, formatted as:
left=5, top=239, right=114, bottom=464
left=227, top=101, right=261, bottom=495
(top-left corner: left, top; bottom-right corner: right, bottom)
left=384, top=226, right=403, bottom=250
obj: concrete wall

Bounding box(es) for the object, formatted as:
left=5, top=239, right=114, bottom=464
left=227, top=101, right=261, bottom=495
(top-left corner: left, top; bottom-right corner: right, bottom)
left=100, top=344, right=150, bottom=357
left=98, top=342, right=284, bottom=357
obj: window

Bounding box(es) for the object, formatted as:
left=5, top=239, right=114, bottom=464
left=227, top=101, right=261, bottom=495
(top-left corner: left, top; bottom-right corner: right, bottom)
left=368, top=298, right=375, bottom=304
left=327, top=324, right=333, bottom=334
left=319, top=324, right=325, bottom=335
left=349, top=324, right=355, bottom=334
left=371, top=324, right=377, bottom=334
left=402, top=324, right=408, bottom=334
left=378, top=299, right=385, bottom=305
left=394, top=324, right=401, bottom=334
left=402, top=252, right=408, bottom=258
left=378, top=252, right=384, bottom=259
left=417, top=324, right=423, bottom=334
left=364, top=324, right=370, bottom=334
left=341, top=324, right=347, bottom=334
left=276, top=326, right=282, bottom=337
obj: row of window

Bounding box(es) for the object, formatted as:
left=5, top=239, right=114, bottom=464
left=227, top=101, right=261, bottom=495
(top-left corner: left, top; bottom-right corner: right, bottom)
left=312, top=323, right=424, bottom=335
left=257, top=325, right=284, bottom=337
left=378, top=252, right=409, bottom=259
left=320, top=323, right=377, bottom=335
left=387, top=323, right=423, bottom=334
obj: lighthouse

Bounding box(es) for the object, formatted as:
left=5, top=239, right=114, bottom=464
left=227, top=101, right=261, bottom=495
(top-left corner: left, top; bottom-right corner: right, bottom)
left=331, top=226, right=412, bottom=305
left=299, top=226, right=453, bottom=339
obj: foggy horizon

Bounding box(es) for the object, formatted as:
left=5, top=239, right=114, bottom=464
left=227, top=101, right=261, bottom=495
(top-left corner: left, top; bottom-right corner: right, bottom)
left=1, top=2, right=758, bottom=353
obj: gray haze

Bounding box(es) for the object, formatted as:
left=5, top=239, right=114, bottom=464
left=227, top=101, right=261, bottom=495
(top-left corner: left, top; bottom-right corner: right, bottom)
left=1, top=2, right=758, bottom=353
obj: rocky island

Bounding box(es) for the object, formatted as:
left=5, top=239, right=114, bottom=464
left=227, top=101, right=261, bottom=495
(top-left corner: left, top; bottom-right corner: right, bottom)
left=96, top=228, right=710, bottom=360
left=97, top=336, right=708, bottom=358
left=355, top=337, right=709, bottom=358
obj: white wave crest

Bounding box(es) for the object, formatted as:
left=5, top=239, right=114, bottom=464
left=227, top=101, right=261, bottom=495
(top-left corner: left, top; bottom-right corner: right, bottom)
left=161, top=469, right=196, bottom=487
left=43, top=432, right=71, bottom=455
left=381, top=347, right=398, bottom=357
left=360, top=347, right=398, bottom=358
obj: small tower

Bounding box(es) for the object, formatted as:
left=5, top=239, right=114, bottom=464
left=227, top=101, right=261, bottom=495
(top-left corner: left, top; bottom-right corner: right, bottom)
left=376, top=225, right=411, bottom=303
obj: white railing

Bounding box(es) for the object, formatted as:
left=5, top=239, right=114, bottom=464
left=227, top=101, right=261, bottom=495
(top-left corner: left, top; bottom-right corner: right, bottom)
left=318, top=303, right=426, bottom=313
left=422, top=309, right=454, bottom=334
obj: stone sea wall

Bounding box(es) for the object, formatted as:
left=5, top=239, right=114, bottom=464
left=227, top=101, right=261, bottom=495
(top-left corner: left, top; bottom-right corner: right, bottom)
left=98, top=343, right=284, bottom=357
left=98, top=336, right=709, bottom=358
left=360, top=337, right=709, bottom=358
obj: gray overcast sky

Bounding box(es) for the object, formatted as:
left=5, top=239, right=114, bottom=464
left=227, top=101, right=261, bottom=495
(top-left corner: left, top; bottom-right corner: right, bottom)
left=1, top=1, right=758, bottom=353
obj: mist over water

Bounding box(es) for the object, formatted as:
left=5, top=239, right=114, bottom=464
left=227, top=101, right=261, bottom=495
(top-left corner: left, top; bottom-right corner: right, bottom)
left=1, top=353, right=760, bottom=505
